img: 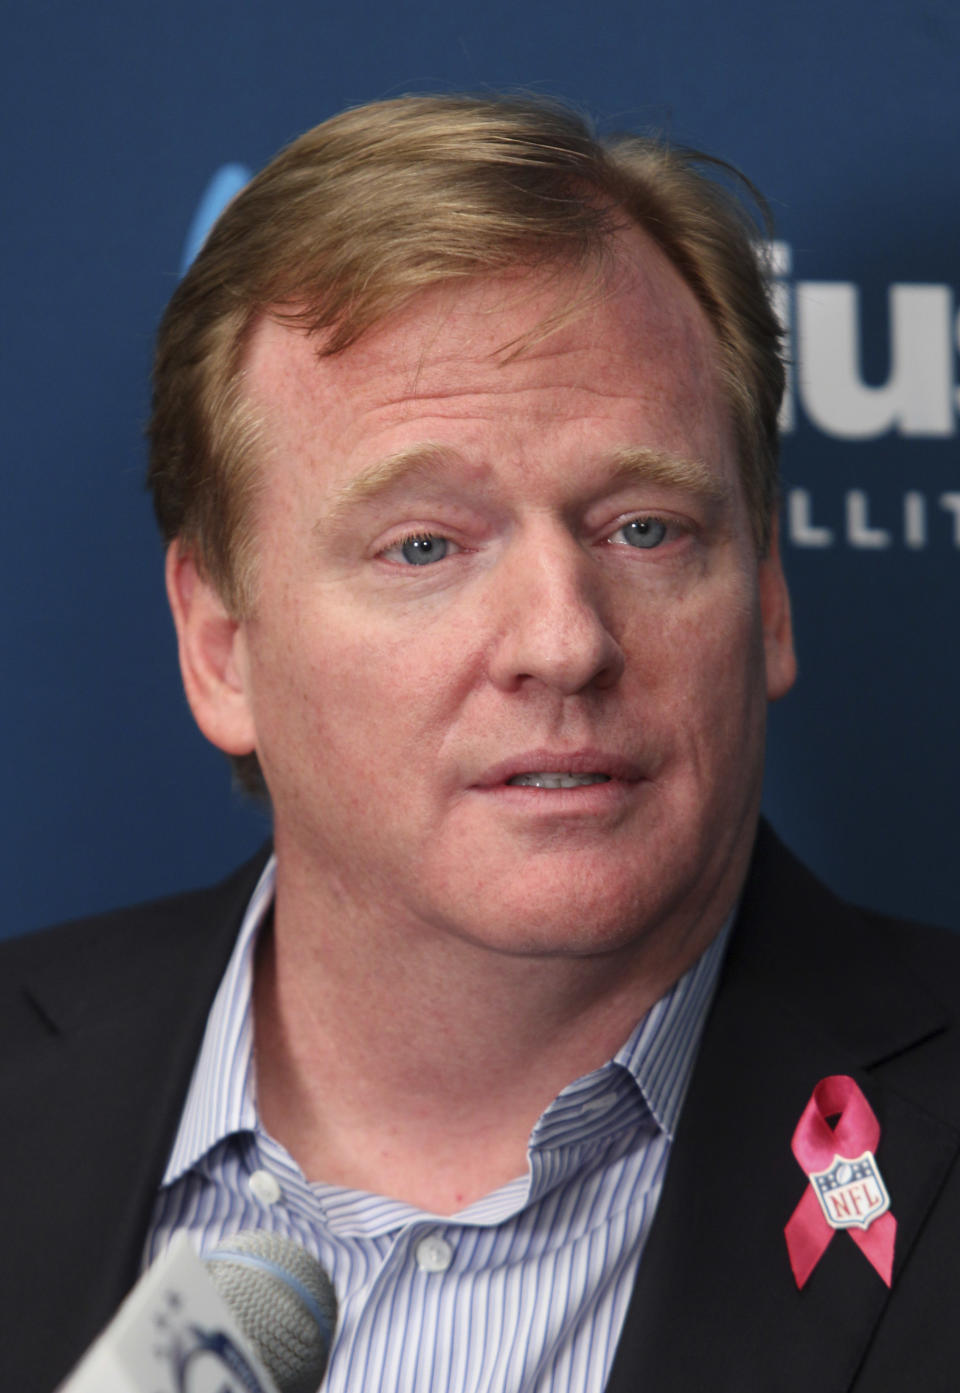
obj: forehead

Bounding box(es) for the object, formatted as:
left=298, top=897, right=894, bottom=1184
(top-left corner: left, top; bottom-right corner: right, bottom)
left=241, top=226, right=732, bottom=489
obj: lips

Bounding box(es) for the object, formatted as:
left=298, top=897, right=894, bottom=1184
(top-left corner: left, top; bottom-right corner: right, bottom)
left=474, top=750, right=644, bottom=789
left=507, top=772, right=610, bottom=788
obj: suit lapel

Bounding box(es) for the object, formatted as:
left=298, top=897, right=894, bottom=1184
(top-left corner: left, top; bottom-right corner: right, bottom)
left=606, top=825, right=960, bottom=1393
left=0, top=849, right=269, bottom=1393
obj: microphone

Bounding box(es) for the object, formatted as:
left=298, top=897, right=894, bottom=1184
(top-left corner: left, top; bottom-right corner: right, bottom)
left=57, top=1230, right=337, bottom=1393
left=206, top=1230, right=338, bottom=1393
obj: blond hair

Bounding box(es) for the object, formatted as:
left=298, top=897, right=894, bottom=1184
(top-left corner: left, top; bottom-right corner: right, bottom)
left=148, top=95, right=784, bottom=792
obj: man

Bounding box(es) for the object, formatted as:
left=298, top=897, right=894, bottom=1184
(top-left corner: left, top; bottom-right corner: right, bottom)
left=4, top=95, right=960, bottom=1392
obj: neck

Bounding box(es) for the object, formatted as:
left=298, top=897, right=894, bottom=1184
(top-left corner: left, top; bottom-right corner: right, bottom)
left=252, top=856, right=730, bottom=1213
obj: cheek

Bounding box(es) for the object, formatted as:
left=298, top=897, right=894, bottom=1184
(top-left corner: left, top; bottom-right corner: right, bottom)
left=246, top=599, right=473, bottom=790
left=632, top=584, right=767, bottom=755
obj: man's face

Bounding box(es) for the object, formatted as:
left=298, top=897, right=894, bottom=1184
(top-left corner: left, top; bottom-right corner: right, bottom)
left=184, top=229, right=794, bottom=964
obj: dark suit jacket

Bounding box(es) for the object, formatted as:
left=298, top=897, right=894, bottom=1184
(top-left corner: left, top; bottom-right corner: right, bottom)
left=4, top=824, right=960, bottom=1392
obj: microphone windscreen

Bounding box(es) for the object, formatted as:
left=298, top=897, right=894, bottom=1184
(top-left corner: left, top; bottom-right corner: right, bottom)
left=205, top=1230, right=337, bottom=1393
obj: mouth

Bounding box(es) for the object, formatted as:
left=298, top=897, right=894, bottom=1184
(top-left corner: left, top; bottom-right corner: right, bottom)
left=475, top=751, right=643, bottom=790
left=506, top=772, right=612, bottom=789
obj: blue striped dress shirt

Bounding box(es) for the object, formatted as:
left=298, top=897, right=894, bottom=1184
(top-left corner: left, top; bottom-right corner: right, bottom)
left=144, top=856, right=730, bottom=1392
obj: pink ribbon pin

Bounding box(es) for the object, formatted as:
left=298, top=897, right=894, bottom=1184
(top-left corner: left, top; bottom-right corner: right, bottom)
left=784, top=1074, right=897, bottom=1289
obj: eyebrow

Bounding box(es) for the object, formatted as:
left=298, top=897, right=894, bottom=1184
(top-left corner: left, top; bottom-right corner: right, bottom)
left=319, top=439, right=733, bottom=532
left=604, top=446, right=734, bottom=507
left=321, top=443, right=458, bottom=530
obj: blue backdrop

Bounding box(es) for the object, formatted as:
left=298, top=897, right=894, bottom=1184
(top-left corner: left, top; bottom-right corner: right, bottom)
left=4, top=0, right=958, bottom=937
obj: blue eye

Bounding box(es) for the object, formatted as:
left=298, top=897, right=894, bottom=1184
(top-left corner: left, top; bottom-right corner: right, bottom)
left=398, top=534, right=450, bottom=565
left=613, top=517, right=669, bottom=549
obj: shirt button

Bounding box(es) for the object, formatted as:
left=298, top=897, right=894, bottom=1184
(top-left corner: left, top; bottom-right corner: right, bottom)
left=415, top=1233, right=453, bottom=1273
left=249, top=1169, right=283, bottom=1206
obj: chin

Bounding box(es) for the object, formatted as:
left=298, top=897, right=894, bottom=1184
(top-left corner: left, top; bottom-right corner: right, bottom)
left=453, top=870, right=670, bottom=960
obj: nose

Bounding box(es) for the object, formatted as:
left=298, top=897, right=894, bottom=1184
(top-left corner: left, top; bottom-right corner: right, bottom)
left=486, top=531, right=625, bottom=695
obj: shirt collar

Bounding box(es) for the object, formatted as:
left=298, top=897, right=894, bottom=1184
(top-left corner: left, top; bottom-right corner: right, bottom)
left=612, top=913, right=732, bottom=1139
left=161, top=854, right=276, bottom=1184
left=161, top=854, right=731, bottom=1184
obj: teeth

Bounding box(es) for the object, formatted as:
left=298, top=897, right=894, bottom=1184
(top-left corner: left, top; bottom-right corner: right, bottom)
left=507, top=772, right=611, bottom=788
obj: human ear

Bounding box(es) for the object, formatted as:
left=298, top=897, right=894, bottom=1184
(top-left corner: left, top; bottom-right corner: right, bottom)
left=165, top=540, right=258, bottom=756
left=758, top=519, right=797, bottom=702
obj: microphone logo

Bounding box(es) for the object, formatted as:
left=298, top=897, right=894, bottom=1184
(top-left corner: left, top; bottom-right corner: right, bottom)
left=153, top=1288, right=272, bottom=1393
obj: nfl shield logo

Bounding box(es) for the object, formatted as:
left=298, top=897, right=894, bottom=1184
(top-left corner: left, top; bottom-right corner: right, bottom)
left=810, top=1150, right=890, bottom=1232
